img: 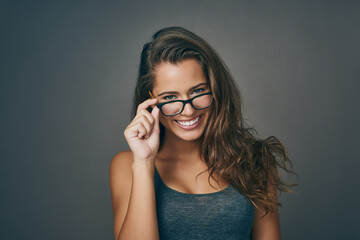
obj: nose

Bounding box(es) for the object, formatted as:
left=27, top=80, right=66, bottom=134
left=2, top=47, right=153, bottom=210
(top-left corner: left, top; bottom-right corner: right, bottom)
left=181, top=102, right=196, bottom=116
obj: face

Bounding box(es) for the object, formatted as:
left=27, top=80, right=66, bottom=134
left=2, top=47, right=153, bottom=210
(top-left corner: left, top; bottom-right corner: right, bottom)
left=152, top=58, right=212, bottom=142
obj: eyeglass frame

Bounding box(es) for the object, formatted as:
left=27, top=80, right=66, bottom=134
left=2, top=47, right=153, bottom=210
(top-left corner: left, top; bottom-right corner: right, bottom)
left=149, top=91, right=214, bottom=116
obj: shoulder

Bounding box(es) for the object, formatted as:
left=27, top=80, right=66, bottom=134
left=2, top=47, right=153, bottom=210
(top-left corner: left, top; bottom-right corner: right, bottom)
left=109, top=150, right=134, bottom=198
left=110, top=150, right=134, bottom=171
left=109, top=150, right=134, bottom=181
left=109, top=151, right=134, bottom=238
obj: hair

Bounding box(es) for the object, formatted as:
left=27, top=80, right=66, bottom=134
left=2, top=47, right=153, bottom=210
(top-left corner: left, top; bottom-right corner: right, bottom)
left=132, top=26, right=297, bottom=217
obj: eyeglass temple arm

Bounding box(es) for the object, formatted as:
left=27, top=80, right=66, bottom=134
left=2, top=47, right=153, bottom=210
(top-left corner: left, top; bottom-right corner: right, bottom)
left=148, top=91, right=156, bottom=99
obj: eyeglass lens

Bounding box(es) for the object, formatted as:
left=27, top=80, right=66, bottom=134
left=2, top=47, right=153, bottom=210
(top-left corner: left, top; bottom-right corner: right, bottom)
left=161, top=94, right=213, bottom=116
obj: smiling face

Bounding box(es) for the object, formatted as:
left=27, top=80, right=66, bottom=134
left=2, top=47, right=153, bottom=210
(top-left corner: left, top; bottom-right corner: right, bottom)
left=152, top=58, right=212, bottom=142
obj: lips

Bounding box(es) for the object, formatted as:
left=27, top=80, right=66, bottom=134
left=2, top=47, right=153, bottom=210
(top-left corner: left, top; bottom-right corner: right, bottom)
left=175, top=116, right=200, bottom=126
left=174, top=115, right=202, bottom=129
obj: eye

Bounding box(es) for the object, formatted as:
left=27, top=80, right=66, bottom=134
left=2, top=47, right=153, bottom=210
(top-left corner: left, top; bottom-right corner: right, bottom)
left=163, top=95, right=176, bottom=101
left=192, top=88, right=205, bottom=94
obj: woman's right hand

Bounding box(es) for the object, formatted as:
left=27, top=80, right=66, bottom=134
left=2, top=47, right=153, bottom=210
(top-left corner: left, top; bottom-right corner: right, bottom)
left=124, top=98, right=160, bottom=163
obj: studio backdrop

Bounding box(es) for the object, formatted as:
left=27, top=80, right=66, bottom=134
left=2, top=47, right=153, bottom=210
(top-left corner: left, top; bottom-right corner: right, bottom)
left=1, top=1, right=359, bottom=239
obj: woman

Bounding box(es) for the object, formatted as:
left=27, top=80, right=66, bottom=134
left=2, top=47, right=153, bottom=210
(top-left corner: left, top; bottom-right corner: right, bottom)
left=110, top=26, right=296, bottom=240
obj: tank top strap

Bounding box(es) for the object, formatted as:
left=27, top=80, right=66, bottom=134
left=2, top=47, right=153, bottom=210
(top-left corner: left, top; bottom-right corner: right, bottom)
left=154, top=165, right=163, bottom=192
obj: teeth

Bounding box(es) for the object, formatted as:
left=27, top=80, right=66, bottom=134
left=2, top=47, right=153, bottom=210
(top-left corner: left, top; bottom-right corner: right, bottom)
left=176, top=116, right=200, bottom=126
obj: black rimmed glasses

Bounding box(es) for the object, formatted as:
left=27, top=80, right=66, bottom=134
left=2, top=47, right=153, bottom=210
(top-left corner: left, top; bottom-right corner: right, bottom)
left=149, top=91, right=214, bottom=116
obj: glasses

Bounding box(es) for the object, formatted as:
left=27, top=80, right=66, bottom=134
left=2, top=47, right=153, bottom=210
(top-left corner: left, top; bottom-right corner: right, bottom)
left=149, top=91, right=214, bottom=116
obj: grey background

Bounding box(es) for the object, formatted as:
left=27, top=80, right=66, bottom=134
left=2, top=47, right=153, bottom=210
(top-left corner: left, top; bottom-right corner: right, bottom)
left=1, top=0, right=359, bottom=239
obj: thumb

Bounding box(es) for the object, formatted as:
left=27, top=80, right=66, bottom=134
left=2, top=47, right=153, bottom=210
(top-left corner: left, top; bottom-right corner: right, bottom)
left=151, top=106, right=160, bottom=132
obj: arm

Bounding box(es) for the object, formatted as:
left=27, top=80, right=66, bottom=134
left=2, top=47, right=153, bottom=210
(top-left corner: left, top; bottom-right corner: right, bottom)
left=109, top=151, right=159, bottom=240
left=251, top=181, right=281, bottom=240
left=110, top=98, right=161, bottom=240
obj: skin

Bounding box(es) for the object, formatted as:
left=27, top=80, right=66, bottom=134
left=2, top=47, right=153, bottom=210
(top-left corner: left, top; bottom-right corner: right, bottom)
left=110, top=58, right=281, bottom=239
left=152, top=59, right=223, bottom=194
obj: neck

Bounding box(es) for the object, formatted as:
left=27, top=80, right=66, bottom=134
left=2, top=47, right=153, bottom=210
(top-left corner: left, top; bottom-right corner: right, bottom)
left=158, top=130, right=203, bottom=166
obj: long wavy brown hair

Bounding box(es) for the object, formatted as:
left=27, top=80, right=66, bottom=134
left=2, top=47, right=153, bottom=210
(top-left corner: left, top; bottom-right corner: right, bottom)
left=132, top=26, right=297, bottom=217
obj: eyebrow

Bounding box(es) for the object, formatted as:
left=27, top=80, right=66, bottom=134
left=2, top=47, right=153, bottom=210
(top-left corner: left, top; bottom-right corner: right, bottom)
left=157, top=83, right=208, bottom=97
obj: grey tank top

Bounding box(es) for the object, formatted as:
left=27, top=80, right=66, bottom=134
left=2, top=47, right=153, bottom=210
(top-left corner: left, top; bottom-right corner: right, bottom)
left=154, top=167, right=254, bottom=240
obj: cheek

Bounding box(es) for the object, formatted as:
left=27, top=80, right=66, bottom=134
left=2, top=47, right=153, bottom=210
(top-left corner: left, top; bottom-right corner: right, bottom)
left=159, top=115, right=166, bottom=126
left=201, top=107, right=212, bottom=116
left=159, top=115, right=173, bottom=126
left=202, top=109, right=213, bottom=123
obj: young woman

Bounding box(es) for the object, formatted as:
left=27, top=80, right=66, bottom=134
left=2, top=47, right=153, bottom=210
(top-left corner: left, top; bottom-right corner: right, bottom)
left=110, top=26, right=296, bottom=240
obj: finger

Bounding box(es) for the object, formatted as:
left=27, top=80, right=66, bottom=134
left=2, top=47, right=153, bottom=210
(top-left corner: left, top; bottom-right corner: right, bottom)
left=125, top=122, right=147, bottom=139
left=151, top=106, right=160, bottom=132
left=138, top=115, right=152, bottom=137
left=135, top=122, right=147, bottom=139
left=133, top=108, right=155, bottom=127
left=136, top=98, right=158, bottom=115
left=132, top=112, right=154, bottom=139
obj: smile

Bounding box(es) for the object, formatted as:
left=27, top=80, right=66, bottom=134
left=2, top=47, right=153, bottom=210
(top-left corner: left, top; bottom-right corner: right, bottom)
left=175, top=116, right=200, bottom=126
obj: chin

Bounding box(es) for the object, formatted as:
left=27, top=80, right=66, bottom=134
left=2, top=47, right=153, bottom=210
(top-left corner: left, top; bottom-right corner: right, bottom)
left=174, top=131, right=204, bottom=142
left=165, top=130, right=204, bottom=143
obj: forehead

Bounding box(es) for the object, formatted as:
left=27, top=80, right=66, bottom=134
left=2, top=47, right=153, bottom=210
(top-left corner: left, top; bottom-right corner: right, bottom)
left=152, top=59, right=207, bottom=94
